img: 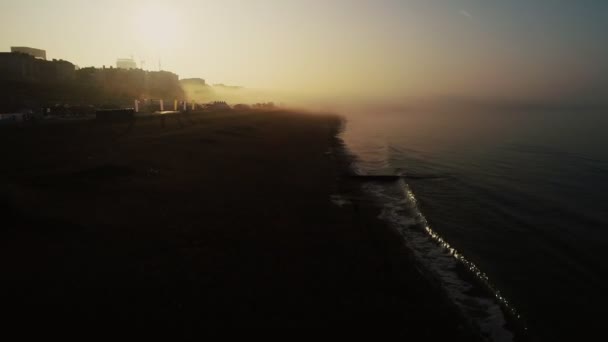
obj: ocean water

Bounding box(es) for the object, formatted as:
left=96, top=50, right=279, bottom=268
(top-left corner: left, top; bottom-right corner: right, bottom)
left=340, top=108, right=608, bottom=341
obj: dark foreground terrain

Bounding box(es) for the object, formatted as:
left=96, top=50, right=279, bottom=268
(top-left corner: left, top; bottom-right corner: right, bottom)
left=1, top=111, right=477, bottom=338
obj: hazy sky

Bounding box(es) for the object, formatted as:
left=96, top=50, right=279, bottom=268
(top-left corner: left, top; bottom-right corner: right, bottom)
left=1, top=0, right=607, bottom=104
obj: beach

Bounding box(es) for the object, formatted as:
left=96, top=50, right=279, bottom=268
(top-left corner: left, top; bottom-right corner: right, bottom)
left=1, top=110, right=478, bottom=338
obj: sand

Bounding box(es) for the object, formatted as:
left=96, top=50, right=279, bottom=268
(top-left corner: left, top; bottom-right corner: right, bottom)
left=0, top=110, right=479, bottom=338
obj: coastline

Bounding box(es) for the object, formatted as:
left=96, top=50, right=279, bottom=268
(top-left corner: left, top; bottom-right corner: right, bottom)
left=2, top=109, right=480, bottom=337
left=333, top=120, right=487, bottom=339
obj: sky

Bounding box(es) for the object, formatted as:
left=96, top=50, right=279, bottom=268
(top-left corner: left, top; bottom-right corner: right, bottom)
left=1, top=0, right=607, bottom=105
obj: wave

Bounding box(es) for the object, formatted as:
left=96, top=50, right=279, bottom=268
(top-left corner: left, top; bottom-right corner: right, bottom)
left=363, top=179, right=522, bottom=342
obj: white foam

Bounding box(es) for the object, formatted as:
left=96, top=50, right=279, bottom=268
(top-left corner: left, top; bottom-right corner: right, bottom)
left=365, top=180, right=516, bottom=342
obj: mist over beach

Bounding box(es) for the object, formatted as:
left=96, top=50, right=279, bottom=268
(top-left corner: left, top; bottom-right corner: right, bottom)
left=1, top=1, right=607, bottom=340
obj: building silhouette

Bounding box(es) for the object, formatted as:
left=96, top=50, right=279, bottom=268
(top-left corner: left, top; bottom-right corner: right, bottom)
left=0, top=52, right=75, bottom=83
left=75, top=67, right=182, bottom=102
left=116, top=58, right=137, bottom=69
left=10, top=46, right=46, bottom=60
left=0, top=46, right=184, bottom=110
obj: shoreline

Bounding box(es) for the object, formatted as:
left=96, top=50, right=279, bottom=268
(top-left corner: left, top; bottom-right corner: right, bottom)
left=332, top=120, right=489, bottom=339
left=336, top=117, right=529, bottom=341
left=2, top=109, right=481, bottom=337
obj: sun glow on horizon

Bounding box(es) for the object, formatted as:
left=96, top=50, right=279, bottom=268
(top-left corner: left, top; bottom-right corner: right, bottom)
left=0, top=0, right=606, bottom=105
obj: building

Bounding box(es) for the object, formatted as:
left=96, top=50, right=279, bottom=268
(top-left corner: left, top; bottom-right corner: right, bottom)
left=73, top=67, right=183, bottom=103
left=181, top=78, right=206, bottom=86
left=0, top=52, right=40, bottom=82
left=0, top=46, right=184, bottom=109
left=11, top=46, right=46, bottom=60
left=116, top=58, right=137, bottom=69
left=0, top=52, right=75, bottom=83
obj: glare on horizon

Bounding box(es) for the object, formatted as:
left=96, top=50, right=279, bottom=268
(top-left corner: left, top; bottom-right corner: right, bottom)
left=1, top=0, right=606, bottom=105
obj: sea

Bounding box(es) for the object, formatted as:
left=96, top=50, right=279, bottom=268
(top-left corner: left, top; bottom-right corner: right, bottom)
left=339, top=107, right=608, bottom=341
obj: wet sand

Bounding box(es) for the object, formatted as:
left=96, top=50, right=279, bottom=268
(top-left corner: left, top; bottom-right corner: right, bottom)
left=1, top=110, right=479, bottom=338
